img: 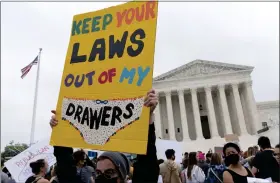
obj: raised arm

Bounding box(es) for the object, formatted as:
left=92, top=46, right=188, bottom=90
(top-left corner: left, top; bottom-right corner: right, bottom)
left=50, top=111, right=78, bottom=183
left=132, top=89, right=159, bottom=183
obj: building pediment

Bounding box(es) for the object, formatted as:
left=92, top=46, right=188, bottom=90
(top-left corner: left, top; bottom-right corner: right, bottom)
left=154, top=59, right=254, bottom=81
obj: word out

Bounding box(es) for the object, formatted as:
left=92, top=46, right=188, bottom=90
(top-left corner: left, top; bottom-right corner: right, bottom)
left=65, top=102, right=134, bottom=130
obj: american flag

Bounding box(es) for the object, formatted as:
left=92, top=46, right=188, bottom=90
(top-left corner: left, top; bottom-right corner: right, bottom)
left=21, top=56, right=38, bottom=79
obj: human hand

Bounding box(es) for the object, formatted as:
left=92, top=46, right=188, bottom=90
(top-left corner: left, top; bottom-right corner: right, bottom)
left=144, top=89, right=158, bottom=114
left=49, top=110, right=58, bottom=128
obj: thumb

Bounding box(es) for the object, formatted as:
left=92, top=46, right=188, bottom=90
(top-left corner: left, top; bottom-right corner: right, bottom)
left=51, top=110, right=56, bottom=114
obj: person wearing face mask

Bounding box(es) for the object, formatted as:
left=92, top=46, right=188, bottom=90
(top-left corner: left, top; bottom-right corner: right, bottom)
left=25, top=159, right=50, bottom=183
left=160, top=149, right=182, bottom=183
left=222, top=142, right=254, bottom=183
left=50, top=89, right=159, bottom=183
left=95, top=152, right=130, bottom=183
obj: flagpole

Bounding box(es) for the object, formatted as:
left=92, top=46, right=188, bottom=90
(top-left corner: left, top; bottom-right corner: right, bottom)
left=30, top=48, right=42, bottom=146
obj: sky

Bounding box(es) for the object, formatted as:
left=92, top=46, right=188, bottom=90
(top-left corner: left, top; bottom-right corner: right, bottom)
left=1, top=2, right=279, bottom=150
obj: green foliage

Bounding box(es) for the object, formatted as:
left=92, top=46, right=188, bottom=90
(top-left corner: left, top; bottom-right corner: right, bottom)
left=1, top=141, right=29, bottom=160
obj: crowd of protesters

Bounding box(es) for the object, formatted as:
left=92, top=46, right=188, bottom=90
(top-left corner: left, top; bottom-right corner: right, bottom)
left=158, top=136, right=280, bottom=183
left=1, top=89, right=280, bottom=183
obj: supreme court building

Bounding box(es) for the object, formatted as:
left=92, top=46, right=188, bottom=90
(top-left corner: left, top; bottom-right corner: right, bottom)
left=153, top=60, right=279, bottom=152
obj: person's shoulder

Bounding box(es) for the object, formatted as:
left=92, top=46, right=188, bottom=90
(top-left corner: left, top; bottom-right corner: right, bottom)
left=213, top=164, right=226, bottom=171
left=159, top=162, right=167, bottom=170
left=223, top=170, right=233, bottom=182
left=194, top=165, right=202, bottom=170
left=1, top=171, right=9, bottom=178
left=25, top=176, right=35, bottom=183
left=1, top=172, right=9, bottom=183
left=253, top=151, right=263, bottom=160
left=85, top=165, right=94, bottom=172
left=38, top=178, right=50, bottom=183
left=259, top=150, right=274, bottom=159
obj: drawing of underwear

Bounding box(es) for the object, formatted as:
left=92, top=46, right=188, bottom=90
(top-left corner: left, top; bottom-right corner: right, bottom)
left=61, top=96, right=145, bottom=145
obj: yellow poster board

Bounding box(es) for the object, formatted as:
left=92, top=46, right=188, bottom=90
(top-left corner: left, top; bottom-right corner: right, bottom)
left=50, top=1, right=158, bottom=154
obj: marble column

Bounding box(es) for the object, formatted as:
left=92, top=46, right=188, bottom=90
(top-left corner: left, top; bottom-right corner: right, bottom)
left=231, top=83, right=248, bottom=135
left=218, top=84, right=233, bottom=135
left=177, top=89, right=190, bottom=141
left=154, top=92, right=163, bottom=138
left=243, top=81, right=260, bottom=134
left=204, top=86, right=219, bottom=138
left=191, top=88, right=204, bottom=139
left=165, top=91, right=176, bottom=140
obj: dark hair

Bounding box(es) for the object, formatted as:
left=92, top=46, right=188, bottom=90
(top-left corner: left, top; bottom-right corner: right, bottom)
left=1, top=158, right=4, bottom=166
left=187, top=152, right=197, bottom=180
left=29, top=159, right=45, bottom=175
left=206, top=152, right=212, bottom=158
left=182, top=158, right=189, bottom=169
left=157, top=159, right=164, bottom=165
left=275, top=144, right=280, bottom=148
left=184, top=152, right=189, bottom=156
left=258, top=136, right=271, bottom=149
left=223, top=142, right=241, bottom=155
left=2, top=167, right=11, bottom=177
left=85, top=155, right=95, bottom=168
left=165, top=149, right=175, bottom=159
left=73, top=150, right=86, bottom=165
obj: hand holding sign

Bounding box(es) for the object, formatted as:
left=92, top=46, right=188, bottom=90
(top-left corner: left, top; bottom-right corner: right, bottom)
left=144, top=89, right=158, bottom=114
left=50, top=1, right=158, bottom=154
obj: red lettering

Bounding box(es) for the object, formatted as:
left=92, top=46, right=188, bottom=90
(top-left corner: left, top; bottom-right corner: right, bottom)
left=23, top=157, right=29, bottom=164
left=135, top=4, right=145, bottom=21
left=145, top=1, right=156, bottom=20
left=44, top=146, right=49, bottom=151
left=116, top=10, right=127, bottom=27
left=15, top=161, right=23, bottom=167
left=125, top=8, right=135, bottom=25
left=108, top=68, right=116, bottom=82
left=98, top=71, right=108, bottom=84
left=116, top=2, right=156, bottom=27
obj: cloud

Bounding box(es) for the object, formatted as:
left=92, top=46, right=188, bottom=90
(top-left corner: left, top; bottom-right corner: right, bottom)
left=1, top=2, right=278, bottom=150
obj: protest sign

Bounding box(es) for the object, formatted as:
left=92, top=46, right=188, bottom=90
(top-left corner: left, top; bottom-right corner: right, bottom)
left=4, top=140, right=56, bottom=183
left=50, top=1, right=158, bottom=154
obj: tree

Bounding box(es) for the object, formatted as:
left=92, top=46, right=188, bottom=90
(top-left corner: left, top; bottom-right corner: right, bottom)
left=1, top=141, right=29, bottom=160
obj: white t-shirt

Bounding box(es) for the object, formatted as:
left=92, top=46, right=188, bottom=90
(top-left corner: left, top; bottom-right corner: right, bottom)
left=184, top=165, right=205, bottom=183
left=158, top=175, right=163, bottom=183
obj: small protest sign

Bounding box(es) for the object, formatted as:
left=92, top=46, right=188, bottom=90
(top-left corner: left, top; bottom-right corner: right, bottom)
left=4, top=140, right=56, bottom=183
left=50, top=1, right=158, bottom=154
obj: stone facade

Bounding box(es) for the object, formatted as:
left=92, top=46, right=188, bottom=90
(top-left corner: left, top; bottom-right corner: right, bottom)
left=153, top=59, right=279, bottom=152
